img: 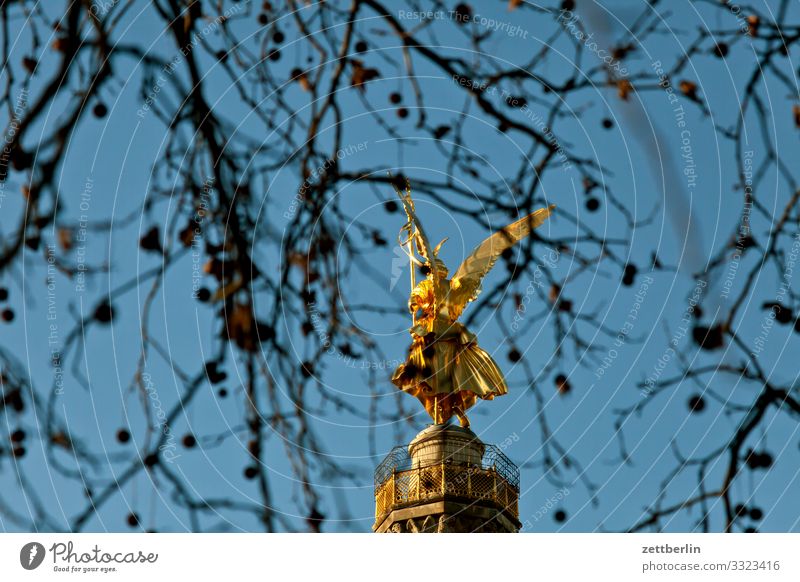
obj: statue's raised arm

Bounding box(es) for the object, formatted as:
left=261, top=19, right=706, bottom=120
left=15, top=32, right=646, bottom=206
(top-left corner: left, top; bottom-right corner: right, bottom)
left=392, top=179, right=447, bottom=318
left=393, top=181, right=440, bottom=271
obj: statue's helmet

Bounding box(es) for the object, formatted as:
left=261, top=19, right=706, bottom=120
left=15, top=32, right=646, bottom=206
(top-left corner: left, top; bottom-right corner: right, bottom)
left=427, top=237, right=449, bottom=278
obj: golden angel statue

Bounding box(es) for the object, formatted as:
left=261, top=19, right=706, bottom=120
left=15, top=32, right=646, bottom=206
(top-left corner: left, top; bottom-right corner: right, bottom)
left=390, top=180, right=555, bottom=428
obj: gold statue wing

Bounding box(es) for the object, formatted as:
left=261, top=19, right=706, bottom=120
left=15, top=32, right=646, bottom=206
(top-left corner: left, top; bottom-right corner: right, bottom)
left=449, top=205, right=555, bottom=314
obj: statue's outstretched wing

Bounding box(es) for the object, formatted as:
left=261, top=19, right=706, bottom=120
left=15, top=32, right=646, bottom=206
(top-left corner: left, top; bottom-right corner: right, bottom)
left=449, top=205, right=555, bottom=316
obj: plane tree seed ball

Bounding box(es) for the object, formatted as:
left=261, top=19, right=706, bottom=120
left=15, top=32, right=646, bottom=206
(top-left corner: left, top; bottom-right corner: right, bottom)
left=688, top=394, right=705, bottom=413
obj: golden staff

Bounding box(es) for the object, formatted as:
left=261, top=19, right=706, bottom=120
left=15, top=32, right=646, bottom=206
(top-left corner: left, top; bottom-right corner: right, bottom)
left=391, top=174, right=417, bottom=326
left=405, top=183, right=417, bottom=328
left=398, top=218, right=416, bottom=327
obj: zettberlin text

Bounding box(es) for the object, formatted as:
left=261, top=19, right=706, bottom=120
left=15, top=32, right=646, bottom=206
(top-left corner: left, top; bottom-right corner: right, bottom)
left=642, top=544, right=701, bottom=554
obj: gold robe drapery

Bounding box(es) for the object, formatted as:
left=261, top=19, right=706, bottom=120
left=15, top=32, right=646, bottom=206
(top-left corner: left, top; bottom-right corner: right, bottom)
left=391, top=278, right=507, bottom=424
